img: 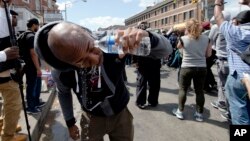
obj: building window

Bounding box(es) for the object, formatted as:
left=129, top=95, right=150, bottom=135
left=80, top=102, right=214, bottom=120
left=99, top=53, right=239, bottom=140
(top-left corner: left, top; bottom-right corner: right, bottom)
left=184, top=12, right=188, bottom=20
left=148, top=23, right=151, bottom=28
left=161, top=7, right=164, bottom=13
left=165, top=17, right=168, bottom=24
left=184, top=0, right=187, bottom=5
left=189, top=10, right=194, bottom=18
left=23, top=0, right=29, bottom=3
left=173, top=15, right=177, bottom=23
left=164, top=6, right=168, bottom=12
left=155, top=21, right=157, bottom=27
left=155, top=11, right=157, bottom=16
left=169, top=16, right=172, bottom=24
left=161, top=19, right=164, bottom=25
left=173, top=3, right=176, bottom=9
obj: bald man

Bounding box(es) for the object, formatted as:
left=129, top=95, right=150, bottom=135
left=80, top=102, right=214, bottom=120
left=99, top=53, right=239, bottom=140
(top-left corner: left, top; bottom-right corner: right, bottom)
left=35, top=21, right=172, bottom=140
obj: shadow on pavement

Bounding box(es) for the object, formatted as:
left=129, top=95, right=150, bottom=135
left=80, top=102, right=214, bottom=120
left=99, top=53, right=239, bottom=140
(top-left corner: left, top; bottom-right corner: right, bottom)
left=40, top=109, right=64, bottom=141
left=144, top=103, right=229, bottom=130
left=160, top=88, right=195, bottom=97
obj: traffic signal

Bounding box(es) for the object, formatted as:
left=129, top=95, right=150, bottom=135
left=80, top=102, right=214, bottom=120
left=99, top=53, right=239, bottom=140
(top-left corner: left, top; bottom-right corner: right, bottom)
left=192, top=0, right=198, bottom=3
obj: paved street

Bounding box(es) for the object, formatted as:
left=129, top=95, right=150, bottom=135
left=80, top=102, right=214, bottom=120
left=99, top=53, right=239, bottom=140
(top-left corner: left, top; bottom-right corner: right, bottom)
left=40, top=65, right=229, bottom=141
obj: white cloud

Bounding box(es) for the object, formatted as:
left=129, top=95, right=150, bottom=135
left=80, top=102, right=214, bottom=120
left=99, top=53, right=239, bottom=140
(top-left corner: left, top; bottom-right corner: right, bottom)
left=56, top=1, right=76, bottom=10
left=122, top=0, right=133, bottom=3
left=79, top=16, right=125, bottom=31
left=138, top=0, right=155, bottom=8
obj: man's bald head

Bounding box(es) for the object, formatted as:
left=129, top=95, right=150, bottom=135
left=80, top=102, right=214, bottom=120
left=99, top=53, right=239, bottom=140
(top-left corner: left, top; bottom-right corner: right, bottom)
left=48, top=22, right=102, bottom=68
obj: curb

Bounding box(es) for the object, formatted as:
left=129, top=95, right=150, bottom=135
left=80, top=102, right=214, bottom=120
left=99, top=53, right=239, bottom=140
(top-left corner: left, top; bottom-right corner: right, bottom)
left=19, top=88, right=57, bottom=141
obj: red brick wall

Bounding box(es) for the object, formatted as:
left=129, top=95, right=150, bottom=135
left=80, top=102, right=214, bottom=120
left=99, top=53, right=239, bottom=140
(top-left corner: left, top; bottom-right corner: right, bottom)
left=13, top=0, right=58, bottom=12
left=13, top=0, right=36, bottom=10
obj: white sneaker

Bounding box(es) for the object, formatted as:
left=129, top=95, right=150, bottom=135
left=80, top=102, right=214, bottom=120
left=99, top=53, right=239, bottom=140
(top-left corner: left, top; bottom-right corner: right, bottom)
left=172, top=108, right=184, bottom=120
left=194, top=112, right=203, bottom=122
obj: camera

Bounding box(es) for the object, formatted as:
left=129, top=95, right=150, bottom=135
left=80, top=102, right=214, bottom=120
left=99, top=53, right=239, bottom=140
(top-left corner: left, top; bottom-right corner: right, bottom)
left=0, top=59, right=24, bottom=82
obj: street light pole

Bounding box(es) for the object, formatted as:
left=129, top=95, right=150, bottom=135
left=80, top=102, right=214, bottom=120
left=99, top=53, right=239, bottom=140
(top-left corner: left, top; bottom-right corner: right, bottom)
left=64, top=0, right=87, bottom=21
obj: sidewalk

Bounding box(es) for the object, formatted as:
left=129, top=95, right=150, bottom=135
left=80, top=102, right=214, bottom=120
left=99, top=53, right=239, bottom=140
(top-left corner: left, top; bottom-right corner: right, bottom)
left=0, top=87, right=56, bottom=141
left=17, top=82, right=56, bottom=141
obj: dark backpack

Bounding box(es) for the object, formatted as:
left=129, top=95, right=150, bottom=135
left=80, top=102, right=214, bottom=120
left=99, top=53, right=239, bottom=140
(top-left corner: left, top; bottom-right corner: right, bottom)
left=17, top=31, right=33, bottom=60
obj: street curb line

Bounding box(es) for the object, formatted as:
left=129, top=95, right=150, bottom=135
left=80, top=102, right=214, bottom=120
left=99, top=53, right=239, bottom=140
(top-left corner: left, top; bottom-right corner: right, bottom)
left=31, top=89, right=56, bottom=141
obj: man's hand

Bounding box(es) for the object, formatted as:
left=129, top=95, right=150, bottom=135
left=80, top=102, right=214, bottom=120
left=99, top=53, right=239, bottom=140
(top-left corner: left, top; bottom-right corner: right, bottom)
left=37, top=69, right=42, bottom=77
left=239, top=0, right=250, bottom=6
left=115, top=27, right=149, bottom=54
left=68, top=125, right=80, bottom=140
left=3, top=46, right=19, bottom=60
left=242, top=73, right=250, bottom=99
left=214, top=0, right=225, bottom=27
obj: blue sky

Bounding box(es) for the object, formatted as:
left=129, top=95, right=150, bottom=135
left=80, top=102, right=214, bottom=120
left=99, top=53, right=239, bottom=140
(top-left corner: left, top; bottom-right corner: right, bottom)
left=56, top=0, right=250, bottom=31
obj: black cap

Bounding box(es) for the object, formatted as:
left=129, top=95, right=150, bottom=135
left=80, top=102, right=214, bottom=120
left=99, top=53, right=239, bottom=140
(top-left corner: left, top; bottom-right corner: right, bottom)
left=236, top=10, right=250, bottom=24
left=27, top=18, right=39, bottom=28
left=10, top=10, right=18, bottom=16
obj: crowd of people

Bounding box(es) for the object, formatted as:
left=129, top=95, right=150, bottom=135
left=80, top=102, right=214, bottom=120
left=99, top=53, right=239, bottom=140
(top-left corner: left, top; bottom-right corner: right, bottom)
left=0, top=0, right=250, bottom=141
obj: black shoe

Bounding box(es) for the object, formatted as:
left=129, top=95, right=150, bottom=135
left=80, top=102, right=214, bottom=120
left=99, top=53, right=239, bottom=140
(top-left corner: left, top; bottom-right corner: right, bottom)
left=148, top=103, right=158, bottom=107
left=136, top=104, right=147, bottom=109
left=26, top=108, right=40, bottom=115
left=36, top=101, right=46, bottom=108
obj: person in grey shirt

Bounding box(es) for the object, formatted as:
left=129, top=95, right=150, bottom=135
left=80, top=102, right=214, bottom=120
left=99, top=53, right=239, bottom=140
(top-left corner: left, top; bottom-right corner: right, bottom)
left=172, top=18, right=212, bottom=122
left=209, top=11, right=231, bottom=118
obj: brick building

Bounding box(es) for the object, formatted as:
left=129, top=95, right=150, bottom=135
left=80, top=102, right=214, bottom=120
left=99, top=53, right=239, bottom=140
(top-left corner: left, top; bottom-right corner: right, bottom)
left=125, top=0, right=215, bottom=32
left=12, top=0, right=62, bottom=32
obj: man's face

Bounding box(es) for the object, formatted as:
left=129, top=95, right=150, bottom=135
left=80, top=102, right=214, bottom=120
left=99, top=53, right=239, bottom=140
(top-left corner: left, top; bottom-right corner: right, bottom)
left=11, top=15, right=17, bottom=27
left=83, top=41, right=103, bottom=68
left=70, top=30, right=103, bottom=68
left=48, top=22, right=103, bottom=69
left=34, top=24, right=39, bottom=32
left=232, top=19, right=239, bottom=26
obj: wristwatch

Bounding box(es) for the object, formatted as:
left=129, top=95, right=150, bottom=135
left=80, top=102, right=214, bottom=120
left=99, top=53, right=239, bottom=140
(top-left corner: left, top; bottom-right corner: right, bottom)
left=214, top=3, right=222, bottom=6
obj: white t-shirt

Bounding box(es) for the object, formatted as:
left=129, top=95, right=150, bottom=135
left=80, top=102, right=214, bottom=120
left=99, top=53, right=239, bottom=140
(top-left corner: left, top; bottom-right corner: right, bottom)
left=0, top=7, right=11, bottom=77
left=0, top=7, right=10, bottom=38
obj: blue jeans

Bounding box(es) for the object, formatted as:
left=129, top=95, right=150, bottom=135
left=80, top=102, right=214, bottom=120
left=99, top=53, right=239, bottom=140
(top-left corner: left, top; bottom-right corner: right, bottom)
left=225, top=72, right=250, bottom=125
left=25, top=68, right=42, bottom=110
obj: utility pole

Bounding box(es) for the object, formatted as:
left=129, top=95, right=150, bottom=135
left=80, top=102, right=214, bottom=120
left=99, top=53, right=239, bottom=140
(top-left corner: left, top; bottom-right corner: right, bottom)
left=40, top=0, right=44, bottom=24
left=65, top=4, right=67, bottom=21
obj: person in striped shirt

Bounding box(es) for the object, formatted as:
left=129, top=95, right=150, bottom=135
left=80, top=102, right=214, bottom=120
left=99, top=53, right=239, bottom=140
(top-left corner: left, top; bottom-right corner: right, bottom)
left=214, top=0, right=250, bottom=124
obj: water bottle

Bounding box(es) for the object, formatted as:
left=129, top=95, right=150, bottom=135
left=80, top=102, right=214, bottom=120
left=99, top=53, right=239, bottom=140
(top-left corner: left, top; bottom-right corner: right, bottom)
left=94, top=35, right=151, bottom=56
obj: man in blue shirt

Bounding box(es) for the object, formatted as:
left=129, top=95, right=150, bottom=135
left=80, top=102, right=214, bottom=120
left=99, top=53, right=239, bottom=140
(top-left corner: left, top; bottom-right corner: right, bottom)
left=214, top=0, right=250, bottom=124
